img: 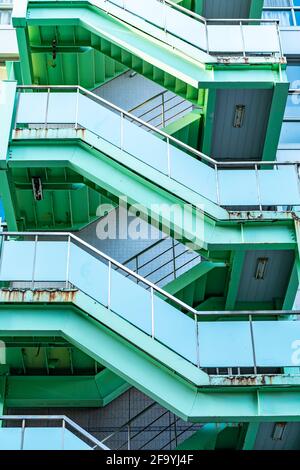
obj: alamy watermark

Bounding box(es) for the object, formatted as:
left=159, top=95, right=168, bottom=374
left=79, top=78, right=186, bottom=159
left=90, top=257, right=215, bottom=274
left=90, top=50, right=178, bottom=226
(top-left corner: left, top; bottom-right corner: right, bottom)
left=95, top=196, right=205, bottom=250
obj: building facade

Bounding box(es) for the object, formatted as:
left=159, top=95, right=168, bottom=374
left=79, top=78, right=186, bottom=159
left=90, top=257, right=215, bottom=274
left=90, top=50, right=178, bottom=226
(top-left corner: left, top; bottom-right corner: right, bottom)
left=0, top=0, right=300, bottom=450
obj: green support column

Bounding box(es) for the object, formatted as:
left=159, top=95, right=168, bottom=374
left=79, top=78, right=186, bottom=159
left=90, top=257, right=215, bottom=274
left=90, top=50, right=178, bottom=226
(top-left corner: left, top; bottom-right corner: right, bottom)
left=0, top=376, right=6, bottom=423
left=12, top=1, right=33, bottom=84
left=0, top=172, right=18, bottom=231
left=240, top=423, right=259, bottom=450
left=0, top=81, right=19, bottom=230
left=262, top=81, right=289, bottom=161
left=225, top=251, right=245, bottom=310
left=282, top=259, right=299, bottom=310
left=201, top=90, right=216, bottom=156
left=249, top=0, right=264, bottom=18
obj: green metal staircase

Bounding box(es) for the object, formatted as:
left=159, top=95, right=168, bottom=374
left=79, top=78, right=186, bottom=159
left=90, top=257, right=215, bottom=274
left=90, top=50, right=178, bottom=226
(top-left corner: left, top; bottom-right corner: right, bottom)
left=1, top=0, right=300, bottom=444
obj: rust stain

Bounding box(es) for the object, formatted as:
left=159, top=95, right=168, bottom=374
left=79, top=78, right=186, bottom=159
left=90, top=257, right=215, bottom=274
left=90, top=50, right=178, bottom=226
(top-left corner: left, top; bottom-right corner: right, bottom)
left=0, top=288, right=78, bottom=303
left=211, top=374, right=276, bottom=386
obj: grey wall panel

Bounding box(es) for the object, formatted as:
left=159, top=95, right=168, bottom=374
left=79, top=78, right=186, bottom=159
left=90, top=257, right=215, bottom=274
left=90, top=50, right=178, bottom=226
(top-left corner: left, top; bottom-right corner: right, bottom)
left=211, top=89, right=272, bottom=160
left=237, top=249, right=294, bottom=303
left=203, top=0, right=251, bottom=19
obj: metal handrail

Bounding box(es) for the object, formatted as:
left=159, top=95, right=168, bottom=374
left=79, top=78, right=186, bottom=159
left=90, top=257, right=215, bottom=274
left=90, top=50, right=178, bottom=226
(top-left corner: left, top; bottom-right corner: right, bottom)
left=160, top=422, right=198, bottom=451
left=0, top=415, right=110, bottom=450
left=15, top=85, right=298, bottom=169
left=118, top=410, right=170, bottom=450
left=96, top=0, right=283, bottom=58
left=101, top=402, right=156, bottom=443
left=0, top=231, right=298, bottom=319
left=129, top=90, right=197, bottom=129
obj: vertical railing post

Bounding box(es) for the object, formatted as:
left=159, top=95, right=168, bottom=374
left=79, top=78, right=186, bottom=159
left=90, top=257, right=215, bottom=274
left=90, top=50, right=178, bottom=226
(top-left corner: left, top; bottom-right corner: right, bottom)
left=75, top=87, right=79, bottom=130
left=249, top=314, right=257, bottom=374
left=173, top=414, right=178, bottom=448
left=172, top=238, right=176, bottom=279
left=108, top=260, right=111, bottom=310
left=276, top=20, right=284, bottom=58
left=150, top=286, right=155, bottom=338
left=294, top=164, right=300, bottom=211
left=45, top=87, right=50, bottom=128
left=0, top=234, right=5, bottom=279
left=20, top=419, right=26, bottom=450
left=255, top=164, right=262, bottom=211
left=240, top=21, right=246, bottom=58
left=31, top=235, right=38, bottom=290
left=215, top=164, right=220, bottom=205
left=61, top=419, right=65, bottom=450
left=161, top=93, right=166, bottom=127
left=194, top=313, right=200, bottom=368
left=136, top=256, right=139, bottom=284
left=120, top=112, right=124, bottom=150
left=166, top=136, right=171, bottom=177
left=65, top=235, right=71, bottom=289
left=127, top=424, right=131, bottom=450
left=205, top=19, right=209, bottom=53
left=163, top=0, right=167, bottom=33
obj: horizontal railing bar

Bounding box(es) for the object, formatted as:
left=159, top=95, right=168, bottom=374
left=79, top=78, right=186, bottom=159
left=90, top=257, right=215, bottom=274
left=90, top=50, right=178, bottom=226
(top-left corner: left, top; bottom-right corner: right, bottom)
left=138, top=103, right=190, bottom=127
left=101, top=403, right=157, bottom=443
left=122, top=237, right=168, bottom=266
left=153, top=255, right=200, bottom=286
left=160, top=422, right=197, bottom=451
left=136, top=249, right=195, bottom=281
left=138, top=416, right=175, bottom=450
left=128, top=90, right=169, bottom=113
left=117, top=410, right=170, bottom=450
left=133, top=96, right=182, bottom=120
left=15, top=85, right=297, bottom=168
left=130, top=242, right=181, bottom=272
left=1, top=231, right=298, bottom=318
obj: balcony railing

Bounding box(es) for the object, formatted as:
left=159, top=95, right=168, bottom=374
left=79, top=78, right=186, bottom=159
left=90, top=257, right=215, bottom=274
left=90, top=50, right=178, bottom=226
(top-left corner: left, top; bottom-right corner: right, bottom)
left=0, top=415, right=109, bottom=450
left=13, top=85, right=300, bottom=212
left=89, top=0, right=284, bottom=62
left=1, top=231, right=300, bottom=374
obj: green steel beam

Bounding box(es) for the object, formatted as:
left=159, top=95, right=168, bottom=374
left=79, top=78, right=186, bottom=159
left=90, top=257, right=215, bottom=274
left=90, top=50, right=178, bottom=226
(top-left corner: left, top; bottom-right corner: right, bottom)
left=163, top=261, right=225, bottom=297
left=176, top=424, right=227, bottom=449
left=5, top=371, right=129, bottom=408
left=163, top=111, right=202, bottom=151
